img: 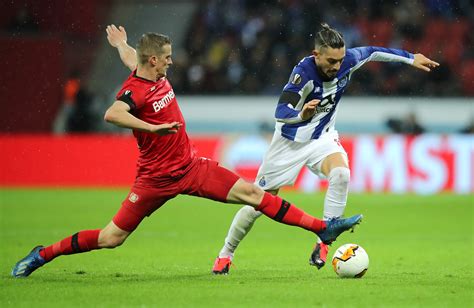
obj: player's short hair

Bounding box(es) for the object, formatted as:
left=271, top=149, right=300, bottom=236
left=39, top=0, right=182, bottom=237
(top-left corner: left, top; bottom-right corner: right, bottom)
left=136, top=33, right=172, bottom=65
left=314, top=23, right=345, bottom=50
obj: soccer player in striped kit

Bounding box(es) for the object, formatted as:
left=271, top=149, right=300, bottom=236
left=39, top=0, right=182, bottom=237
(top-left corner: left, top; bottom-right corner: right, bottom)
left=212, top=23, right=439, bottom=274
left=11, top=26, right=363, bottom=278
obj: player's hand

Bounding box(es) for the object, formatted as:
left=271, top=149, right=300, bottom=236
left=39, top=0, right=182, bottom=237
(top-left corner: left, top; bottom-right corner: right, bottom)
left=412, top=53, right=440, bottom=72
left=106, top=24, right=128, bottom=48
left=149, top=122, right=182, bottom=135
left=299, top=99, right=320, bottom=121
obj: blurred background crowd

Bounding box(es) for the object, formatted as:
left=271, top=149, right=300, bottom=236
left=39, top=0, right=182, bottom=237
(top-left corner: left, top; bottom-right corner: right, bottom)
left=1, top=0, right=473, bottom=134
left=177, top=0, right=473, bottom=96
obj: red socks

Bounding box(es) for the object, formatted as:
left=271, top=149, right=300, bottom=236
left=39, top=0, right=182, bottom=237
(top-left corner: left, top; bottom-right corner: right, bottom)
left=256, top=193, right=326, bottom=233
left=39, top=229, right=101, bottom=262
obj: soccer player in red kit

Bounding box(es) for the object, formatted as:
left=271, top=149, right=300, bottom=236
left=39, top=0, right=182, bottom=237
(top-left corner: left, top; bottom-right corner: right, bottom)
left=11, top=28, right=362, bottom=278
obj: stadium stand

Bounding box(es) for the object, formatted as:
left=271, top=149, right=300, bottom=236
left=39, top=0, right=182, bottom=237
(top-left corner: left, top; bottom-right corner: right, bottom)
left=1, top=0, right=472, bottom=133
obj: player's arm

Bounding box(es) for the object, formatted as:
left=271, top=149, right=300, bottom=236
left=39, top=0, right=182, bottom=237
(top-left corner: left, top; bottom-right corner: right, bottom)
left=275, top=92, right=320, bottom=123
left=104, top=101, right=181, bottom=135
left=106, top=24, right=137, bottom=71
left=351, top=46, right=439, bottom=72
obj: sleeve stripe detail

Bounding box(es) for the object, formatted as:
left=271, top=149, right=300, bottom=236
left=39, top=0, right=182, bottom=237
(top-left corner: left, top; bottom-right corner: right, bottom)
left=368, top=51, right=414, bottom=64
left=350, top=50, right=414, bottom=78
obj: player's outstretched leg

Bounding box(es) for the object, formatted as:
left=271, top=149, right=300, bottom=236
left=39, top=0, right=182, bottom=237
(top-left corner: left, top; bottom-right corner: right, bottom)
left=254, top=190, right=362, bottom=244
left=11, top=223, right=130, bottom=278
left=226, top=180, right=362, bottom=244
left=11, top=229, right=102, bottom=278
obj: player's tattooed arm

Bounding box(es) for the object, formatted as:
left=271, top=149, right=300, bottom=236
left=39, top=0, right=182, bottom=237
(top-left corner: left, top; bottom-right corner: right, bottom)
left=106, top=24, right=137, bottom=71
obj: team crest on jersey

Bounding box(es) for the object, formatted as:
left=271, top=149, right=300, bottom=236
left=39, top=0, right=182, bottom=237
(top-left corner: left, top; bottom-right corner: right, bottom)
left=337, top=76, right=348, bottom=87
left=291, top=73, right=302, bottom=85
left=258, top=176, right=266, bottom=187
left=129, top=192, right=139, bottom=203
left=124, top=90, right=132, bottom=96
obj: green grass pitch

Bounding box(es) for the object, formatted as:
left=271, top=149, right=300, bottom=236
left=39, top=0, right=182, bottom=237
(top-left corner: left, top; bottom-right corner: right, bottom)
left=0, top=189, right=472, bottom=307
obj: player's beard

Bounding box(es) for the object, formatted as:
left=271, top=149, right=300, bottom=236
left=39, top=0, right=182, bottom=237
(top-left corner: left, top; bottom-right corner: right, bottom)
left=326, top=70, right=337, bottom=79
left=318, top=66, right=336, bottom=81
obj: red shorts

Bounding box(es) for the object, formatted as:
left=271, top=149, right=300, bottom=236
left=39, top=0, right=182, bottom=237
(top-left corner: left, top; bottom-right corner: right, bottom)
left=113, top=157, right=240, bottom=232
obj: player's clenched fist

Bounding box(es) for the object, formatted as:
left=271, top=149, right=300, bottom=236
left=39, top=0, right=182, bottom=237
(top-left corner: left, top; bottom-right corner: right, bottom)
left=299, top=99, right=320, bottom=121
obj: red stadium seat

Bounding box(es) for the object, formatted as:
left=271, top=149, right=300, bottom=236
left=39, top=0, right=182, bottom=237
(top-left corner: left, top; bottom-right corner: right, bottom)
left=424, top=18, right=449, bottom=43
left=449, top=18, right=470, bottom=41
left=416, top=38, right=437, bottom=58
left=442, top=42, right=463, bottom=71
left=368, top=19, right=393, bottom=46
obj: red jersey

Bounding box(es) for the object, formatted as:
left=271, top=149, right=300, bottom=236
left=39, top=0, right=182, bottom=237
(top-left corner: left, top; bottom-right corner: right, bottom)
left=116, top=71, right=195, bottom=182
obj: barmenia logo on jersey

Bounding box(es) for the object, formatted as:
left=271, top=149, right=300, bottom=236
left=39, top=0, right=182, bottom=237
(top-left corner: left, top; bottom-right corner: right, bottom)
left=129, top=192, right=139, bottom=203
left=153, top=90, right=175, bottom=112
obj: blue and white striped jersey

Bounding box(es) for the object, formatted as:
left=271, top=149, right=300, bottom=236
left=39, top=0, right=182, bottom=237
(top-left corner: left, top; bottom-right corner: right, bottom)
left=274, top=46, right=414, bottom=142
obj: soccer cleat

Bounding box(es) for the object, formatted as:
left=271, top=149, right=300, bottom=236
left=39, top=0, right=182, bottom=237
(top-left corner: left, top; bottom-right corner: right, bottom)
left=212, top=256, right=232, bottom=275
left=317, top=214, right=363, bottom=245
left=11, top=246, right=46, bottom=278
left=309, top=242, right=329, bottom=270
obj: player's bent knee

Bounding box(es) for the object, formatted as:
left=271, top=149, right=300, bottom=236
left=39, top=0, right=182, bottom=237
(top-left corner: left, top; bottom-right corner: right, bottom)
left=244, top=183, right=264, bottom=204
left=98, top=223, right=130, bottom=248
left=329, top=167, right=350, bottom=187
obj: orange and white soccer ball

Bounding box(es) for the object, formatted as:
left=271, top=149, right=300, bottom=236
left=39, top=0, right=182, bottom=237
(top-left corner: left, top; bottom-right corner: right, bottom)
left=332, top=243, right=369, bottom=278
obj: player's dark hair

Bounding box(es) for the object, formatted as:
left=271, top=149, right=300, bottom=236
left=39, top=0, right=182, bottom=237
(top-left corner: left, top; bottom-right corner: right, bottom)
left=314, top=23, right=345, bottom=50
left=136, top=33, right=172, bottom=65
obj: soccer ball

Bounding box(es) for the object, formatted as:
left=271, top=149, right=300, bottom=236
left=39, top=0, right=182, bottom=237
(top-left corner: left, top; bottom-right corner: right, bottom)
left=331, top=243, right=369, bottom=278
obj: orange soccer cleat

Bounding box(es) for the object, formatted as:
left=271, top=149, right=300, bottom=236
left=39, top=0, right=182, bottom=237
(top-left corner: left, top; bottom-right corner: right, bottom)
left=212, top=256, right=232, bottom=275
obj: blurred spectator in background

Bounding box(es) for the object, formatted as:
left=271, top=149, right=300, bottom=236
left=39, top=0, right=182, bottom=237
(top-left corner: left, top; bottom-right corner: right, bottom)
left=178, top=0, right=473, bottom=97
left=386, top=112, right=426, bottom=135
left=2, top=0, right=471, bottom=135
left=66, top=85, right=96, bottom=133
left=54, top=71, right=82, bottom=134
left=53, top=70, right=96, bottom=133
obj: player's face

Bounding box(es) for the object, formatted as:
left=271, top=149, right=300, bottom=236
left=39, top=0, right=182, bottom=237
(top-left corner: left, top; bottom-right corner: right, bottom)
left=151, top=44, right=173, bottom=78
left=313, top=47, right=345, bottom=80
